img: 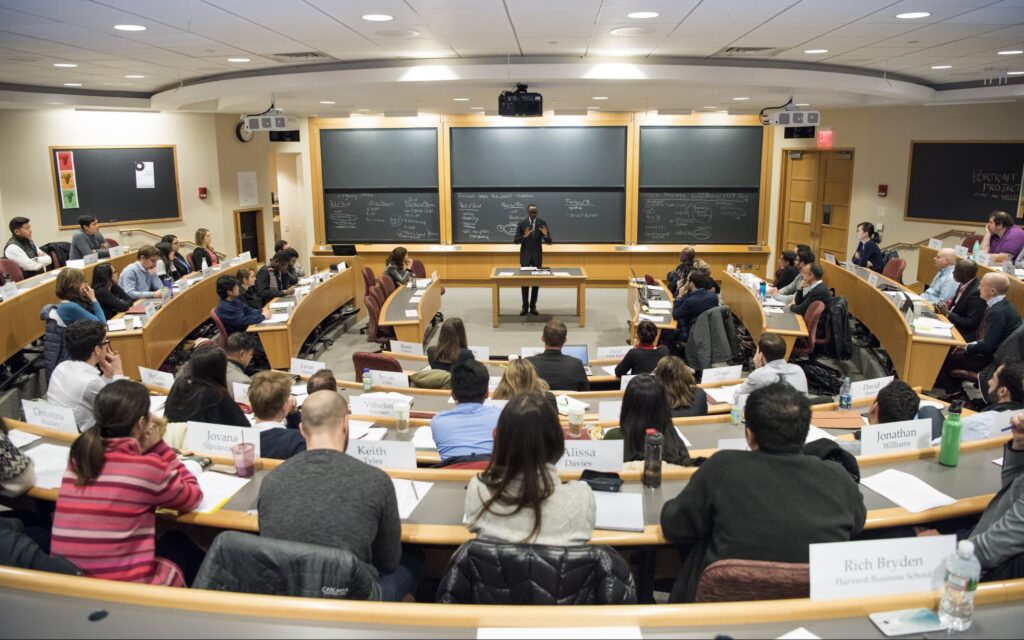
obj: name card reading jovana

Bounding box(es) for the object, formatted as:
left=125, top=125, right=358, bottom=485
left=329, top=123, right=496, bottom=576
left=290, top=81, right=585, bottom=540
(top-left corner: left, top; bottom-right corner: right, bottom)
left=850, top=376, right=894, bottom=401
left=185, top=421, right=260, bottom=458
left=346, top=439, right=416, bottom=470
left=556, top=440, right=623, bottom=472
left=809, top=535, right=954, bottom=600
left=21, top=399, right=77, bottom=434
left=860, top=418, right=932, bottom=456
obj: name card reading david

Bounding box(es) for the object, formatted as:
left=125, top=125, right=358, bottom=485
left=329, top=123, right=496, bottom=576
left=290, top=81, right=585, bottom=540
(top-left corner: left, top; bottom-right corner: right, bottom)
left=290, top=358, right=326, bottom=377
left=346, top=439, right=416, bottom=470
left=139, top=366, right=174, bottom=389
left=350, top=393, right=414, bottom=417
left=21, top=399, right=77, bottom=434
left=809, top=535, right=954, bottom=601
left=370, top=370, right=409, bottom=388
left=468, top=345, right=490, bottom=361
left=391, top=340, right=424, bottom=356
left=185, top=421, right=260, bottom=458
left=596, top=345, right=630, bottom=360
left=850, top=376, right=894, bottom=401
left=556, top=440, right=623, bottom=472
left=860, top=418, right=932, bottom=456
left=702, top=365, right=742, bottom=384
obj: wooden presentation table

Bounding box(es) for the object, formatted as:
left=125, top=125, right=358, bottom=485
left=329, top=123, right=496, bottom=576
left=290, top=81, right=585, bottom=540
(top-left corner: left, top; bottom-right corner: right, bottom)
left=718, top=269, right=808, bottom=360
left=0, top=252, right=135, bottom=365
left=919, top=245, right=1024, bottom=311
left=378, top=276, right=444, bottom=345
left=822, top=261, right=965, bottom=390
left=248, top=265, right=359, bottom=369
left=107, top=259, right=256, bottom=379
left=626, top=278, right=676, bottom=342
left=489, top=267, right=588, bottom=327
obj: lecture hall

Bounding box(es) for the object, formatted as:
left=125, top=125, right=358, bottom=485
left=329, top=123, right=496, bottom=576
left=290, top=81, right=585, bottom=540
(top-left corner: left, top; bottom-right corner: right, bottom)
left=0, top=0, right=1023, bottom=637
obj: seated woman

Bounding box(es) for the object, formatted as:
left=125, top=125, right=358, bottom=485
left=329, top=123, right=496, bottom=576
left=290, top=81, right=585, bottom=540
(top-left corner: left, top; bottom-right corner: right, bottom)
left=156, top=241, right=189, bottom=281
left=654, top=356, right=708, bottom=417
left=492, top=358, right=558, bottom=413
left=852, top=222, right=883, bottom=272
left=235, top=268, right=262, bottom=310
left=190, top=227, right=219, bottom=270
left=164, top=344, right=248, bottom=428
left=52, top=380, right=204, bottom=586
left=615, top=320, right=669, bottom=376
left=91, top=264, right=132, bottom=320
left=383, top=246, right=413, bottom=286
left=55, top=268, right=105, bottom=324
left=604, top=375, right=694, bottom=468
left=161, top=235, right=192, bottom=276
left=774, top=250, right=800, bottom=289
left=464, top=391, right=595, bottom=545
left=427, top=317, right=475, bottom=372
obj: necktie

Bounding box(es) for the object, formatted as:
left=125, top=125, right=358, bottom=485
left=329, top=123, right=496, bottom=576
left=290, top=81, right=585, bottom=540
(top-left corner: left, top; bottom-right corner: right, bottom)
left=978, top=307, right=989, bottom=340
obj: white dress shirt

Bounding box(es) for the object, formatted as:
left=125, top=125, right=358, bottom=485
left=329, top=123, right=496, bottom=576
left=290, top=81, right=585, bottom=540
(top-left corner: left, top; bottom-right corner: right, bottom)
left=921, top=265, right=957, bottom=304
left=4, top=243, right=52, bottom=274
left=46, top=360, right=124, bottom=430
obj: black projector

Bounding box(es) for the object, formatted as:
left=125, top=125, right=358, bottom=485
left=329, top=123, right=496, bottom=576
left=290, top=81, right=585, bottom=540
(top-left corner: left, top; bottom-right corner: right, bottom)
left=499, top=84, right=543, bottom=117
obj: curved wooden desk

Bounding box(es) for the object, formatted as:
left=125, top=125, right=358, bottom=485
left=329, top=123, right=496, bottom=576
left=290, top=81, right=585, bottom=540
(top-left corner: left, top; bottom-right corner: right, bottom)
left=379, top=277, right=443, bottom=344
left=718, top=268, right=808, bottom=360
left=626, top=278, right=676, bottom=342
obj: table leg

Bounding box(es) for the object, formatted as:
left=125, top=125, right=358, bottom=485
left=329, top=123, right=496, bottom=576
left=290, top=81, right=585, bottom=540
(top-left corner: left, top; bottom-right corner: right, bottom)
left=578, top=282, right=586, bottom=328
left=782, top=335, right=796, bottom=360
left=492, top=283, right=499, bottom=328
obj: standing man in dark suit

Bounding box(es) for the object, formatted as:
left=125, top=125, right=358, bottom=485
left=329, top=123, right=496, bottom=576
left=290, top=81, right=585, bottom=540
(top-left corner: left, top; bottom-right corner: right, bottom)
left=934, top=259, right=986, bottom=342
left=789, top=263, right=832, bottom=337
left=513, top=203, right=551, bottom=316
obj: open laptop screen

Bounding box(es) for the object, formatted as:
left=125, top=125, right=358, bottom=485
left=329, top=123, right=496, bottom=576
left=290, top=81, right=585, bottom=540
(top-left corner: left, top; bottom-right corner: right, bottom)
left=562, top=344, right=589, bottom=366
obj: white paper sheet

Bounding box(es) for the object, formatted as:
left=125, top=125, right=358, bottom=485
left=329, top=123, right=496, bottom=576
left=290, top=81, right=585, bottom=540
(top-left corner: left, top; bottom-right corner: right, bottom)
left=993, top=457, right=1004, bottom=466
left=638, top=313, right=665, bottom=323
left=553, top=271, right=572, bottom=277
left=555, top=395, right=590, bottom=416
left=391, top=478, right=432, bottom=519
left=593, top=492, right=644, bottom=532
left=361, top=428, right=389, bottom=441
left=269, top=301, right=294, bottom=309
left=602, top=365, right=619, bottom=376
left=497, top=272, right=515, bottom=277
left=706, top=384, right=741, bottom=405
left=6, top=429, right=41, bottom=448
left=25, top=443, right=70, bottom=489
left=860, top=469, right=956, bottom=513
left=647, top=300, right=673, bottom=310
left=805, top=425, right=837, bottom=444
left=404, top=310, right=419, bottom=318
left=149, top=395, right=168, bottom=417
left=346, top=419, right=377, bottom=440
left=672, top=426, right=694, bottom=447
left=776, top=628, right=822, bottom=640
left=262, top=313, right=289, bottom=324
left=411, top=426, right=436, bottom=450
left=106, top=318, right=127, bottom=332
left=194, top=472, right=251, bottom=514
left=762, top=298, right=787, bottom=307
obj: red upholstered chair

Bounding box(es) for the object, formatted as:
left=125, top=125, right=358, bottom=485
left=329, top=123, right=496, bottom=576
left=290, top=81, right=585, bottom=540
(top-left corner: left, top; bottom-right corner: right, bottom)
left=369, top=284, right=386, bottom=309
left=352, top=352, right=403, bottom=382
left=411, top=259, right=445, bottom=295
left=443, top=460, right=490, bottom=470
left=361, top=266, right=376, bottom=292
left=0, top=259, right=25, bottom=283
left=882, top=258, right=907, bottom=284
left=186, top=254, right=195, bottom=271
left=790, top=301, right=826, bottom=359
left=208, top=308, right=229, bottom=348
left=695, top=559, right=809, bottom=603
left=47, top=249, right=63, bottom=268
left=960, top=234, right=983, bottom=250
left=106, top=238, right=120, bottom=247
left=363, top=295, right=393, bottom=345
left=378, top=275, right=396, bottom=296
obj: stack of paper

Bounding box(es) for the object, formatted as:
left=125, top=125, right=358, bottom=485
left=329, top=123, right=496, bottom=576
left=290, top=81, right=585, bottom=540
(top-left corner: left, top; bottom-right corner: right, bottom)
left=762, top=298, right=787, bottom=308
left=648, top=299, right=673, bottom=311
left=860, top=469, right=956, bottom=513
left=411, top=426, right=437, bottom=450
left=25, top=443, right=70, bottom=489
left=391, top=478, right=432, bottom=519
left=913, top=317, right=953, bottom=337
left=706, top=384, right=741, bottom=405
left=263, top=313, right=289, bottom=324
left=195, top=472, right=251, bottom=514
left=347, top=419, right=377, bottom=440
left=601, top=365, right=619, bottom=377
left=593, top=492, right=644, bottom=532
left=6, top=429, right=41, bottom=448
left=269, top=301, right=294, bottom=310
left=553, top=271, right=572, bottom=277
left=638, top=313, right=665, bottom=323
left=555, top=395, right=590, bottom=416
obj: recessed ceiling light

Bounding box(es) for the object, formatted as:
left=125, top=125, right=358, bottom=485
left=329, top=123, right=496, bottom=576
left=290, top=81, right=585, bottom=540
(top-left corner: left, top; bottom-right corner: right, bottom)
left=471, top=106, right=485, bottom=110
left=1008, top=71, right=1024, bottom=76
left=896, top=12, right=930, bottom=19
left=592, top=96, right=608, bottom=100
left=588, top=106, right=601, bottom=110
left=53, top=63, right=77, bottom=68
left=227, top=57, right=250, bottom=63
left=63, top=83, right=82, bottom=87
left=362, top=14, right=393, bottom=22
left=114, top=24, right=146, bottom=31
left=732, top=96, right=749, bottom=101
left=319, top=100, right=336, bottom=105
left=795, top=103, right=810, bottom=107
left=703, top=105, right=718, bottom=109
left=627, top=11, right=659, bottom=19
left=931, top=65, right=952, bottom=69
left=998, top=50, right=1023, bottom=55
left=124, top=74, right=145, bottom=79
left=804, top=49, right=828, bottom=54
left=610, top=26, right=654, bottom=36
left=357, top=108, right=371, bottom=112
left=453, top=97, right=469, bottom=101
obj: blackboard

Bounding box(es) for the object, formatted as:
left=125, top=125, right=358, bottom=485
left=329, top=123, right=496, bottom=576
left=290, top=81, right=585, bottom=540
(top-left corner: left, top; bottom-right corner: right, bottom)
left=906, top=142, right=1024, bottom=223
left=50, top=146, right=181, bottom=229
left=324, top=192, right=440, bottom=244
left=637, top=191, right=759, bottom=244
left=452, top=191, right=625, bottom=243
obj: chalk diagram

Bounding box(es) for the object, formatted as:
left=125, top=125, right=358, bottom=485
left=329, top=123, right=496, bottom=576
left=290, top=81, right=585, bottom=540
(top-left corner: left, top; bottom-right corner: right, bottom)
left=497, top=223, right=518, bottom=236
left=329, top=213, right=358, bottom=228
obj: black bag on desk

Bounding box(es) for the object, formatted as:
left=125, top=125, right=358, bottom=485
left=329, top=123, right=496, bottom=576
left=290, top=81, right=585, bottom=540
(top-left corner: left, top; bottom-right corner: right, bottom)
left=797, top=360, right=844, bottom=396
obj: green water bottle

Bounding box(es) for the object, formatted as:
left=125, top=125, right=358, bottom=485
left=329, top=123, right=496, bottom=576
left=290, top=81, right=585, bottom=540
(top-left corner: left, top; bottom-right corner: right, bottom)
left=939, top=401, right=964, bottom=467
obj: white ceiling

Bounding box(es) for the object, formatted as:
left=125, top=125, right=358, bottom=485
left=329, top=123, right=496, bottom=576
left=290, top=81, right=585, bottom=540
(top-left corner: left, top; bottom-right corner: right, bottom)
left=0, top=0, right=1022, bottom=115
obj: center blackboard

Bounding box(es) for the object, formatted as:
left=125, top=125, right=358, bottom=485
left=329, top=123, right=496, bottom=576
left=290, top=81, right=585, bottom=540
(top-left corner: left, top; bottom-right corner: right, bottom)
left=452, top=191, right=625, bottom=243
left=637, top=191, right=758, bottom=244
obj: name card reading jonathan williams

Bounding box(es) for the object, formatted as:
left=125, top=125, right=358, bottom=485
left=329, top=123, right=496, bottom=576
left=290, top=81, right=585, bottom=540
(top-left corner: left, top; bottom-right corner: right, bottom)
left=185, top=421, right=260, bottom=458
left=860, top=418, right=932, bottom=456
left=850, top=376, right=894, bottom=401
left=346, top=439, right=416, bottom=470
left=556, top=440, right=623, bottom=472
left=809, top=535, right=954, bottom=600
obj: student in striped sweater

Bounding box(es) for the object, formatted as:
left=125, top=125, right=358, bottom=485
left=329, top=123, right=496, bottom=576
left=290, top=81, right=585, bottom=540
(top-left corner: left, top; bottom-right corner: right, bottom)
left=52, top=380, right=204, bottom=587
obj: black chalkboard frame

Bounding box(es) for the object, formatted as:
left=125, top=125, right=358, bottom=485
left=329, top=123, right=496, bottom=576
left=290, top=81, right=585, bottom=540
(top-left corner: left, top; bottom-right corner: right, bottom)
left=49, top=145, right=182, bottom=230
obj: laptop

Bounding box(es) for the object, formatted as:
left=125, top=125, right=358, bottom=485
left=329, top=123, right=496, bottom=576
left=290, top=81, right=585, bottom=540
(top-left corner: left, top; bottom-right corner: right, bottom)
left=562, top=344, right=592, bottom=376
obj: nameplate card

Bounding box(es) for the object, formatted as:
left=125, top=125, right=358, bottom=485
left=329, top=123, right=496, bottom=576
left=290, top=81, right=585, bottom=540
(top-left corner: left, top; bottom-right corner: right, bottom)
left=598, top=400, right=623, bottom=422
left=350, top=394, right=414, bottom=417
left=845, top=261, right=855, bottom=272
left=66, top=259, right=85, bottom=269
left=185, top=421, right=260, bottom=458
left=927, top=238, right=943, bottom=250
left=139, top=366, right=174, bottom=389
left=21, top=399, right=77, bottom=434
left=0, top=282, right=19, bottom=301
left=860, top=418, right=932, bottom=456
left=290, top=357, right=326, bottom=377
left=977, top=252, right=991, bottom=267
left=370, top=370, right=409, bottom=388
left=488, top=376, right=501, bottom=392
left=106, top=318, right=127, bottom=332
left=143, top=300, right=161, bottom=320
left=1003, top=260, right=1016, bottom=275
left=824, top=253, right=837, bottom=265
left=867, top=273, right=880, bottom=288
left=520, top=346, right=544, bottom=357
left=596, top=345, right=631, bottom=359
left=483, top=398, right=508, bottom=410
left=336, top=261, right=347, bottom=272
left=109, top=245, right=126, bottom=257
left=556, top=440, right=623, bottom=472
left=346, top=439, right=416, bottom=470
left=620, top=375, right=636, bottom=390
left=703, top=365, right=742, bottom=384
left=82, top=252, right=99, bottom=266
left=239, top=251, right=251, bottom=261
left=232, top=382, right=250, bottom=403
left=955, top=246, right=968, bottom=258
left=809, top=535, right=954, bottom=601
left=468, top=345, right=490, bottom=361
left=391, top=340, right=424, bottom=356
left=850, top=376, right=894, bottom=401
left=431, top=270, right=438, bottom=282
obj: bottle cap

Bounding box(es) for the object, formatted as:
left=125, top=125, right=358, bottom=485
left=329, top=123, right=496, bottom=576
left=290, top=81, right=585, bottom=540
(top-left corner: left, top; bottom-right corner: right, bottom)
left=957, top=540, right=974, bottom=556
left=645, top=428, right=656, bottom=435
left=949, top=400, right=963, bottom=414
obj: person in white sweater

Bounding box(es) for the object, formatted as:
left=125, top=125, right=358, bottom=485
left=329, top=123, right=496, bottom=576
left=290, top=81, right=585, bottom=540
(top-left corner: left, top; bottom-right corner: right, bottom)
left=464, top=391, right=595, bottom=545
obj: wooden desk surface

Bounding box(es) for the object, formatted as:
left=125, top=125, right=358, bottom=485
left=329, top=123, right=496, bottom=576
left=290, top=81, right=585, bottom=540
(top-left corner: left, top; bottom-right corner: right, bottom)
left=718, top=268, right=808, bottom=359
left=379, top=276, right=444, bottom=345
left=626, top=279, right=676, bottom=340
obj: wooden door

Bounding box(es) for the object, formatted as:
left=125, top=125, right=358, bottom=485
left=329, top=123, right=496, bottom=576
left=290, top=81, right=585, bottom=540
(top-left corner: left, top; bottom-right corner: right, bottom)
left=233, top=208, right=265, bottom=263
left=777, top=150, right=855, bottom=260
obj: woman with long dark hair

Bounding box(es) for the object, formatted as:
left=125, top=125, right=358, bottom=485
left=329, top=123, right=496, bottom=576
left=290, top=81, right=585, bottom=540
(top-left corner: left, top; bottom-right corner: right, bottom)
left=654, top=355, right=708, bottom=418
left=156, top=241, right=189, bottom=281
left=603, top=375, right=693, bottom=467
left=465, top=391, right=595, bottom=544
left=383, top=246, right=412, bottom=285
left=161, top=235, right=192, bottom=276
left=852, top=222, right=883, bottom=272
left=427, top=317, right=474, bottom=372
left=164, top=344, right=248, bottom=427
left=90, top=263, right=133, bottom=320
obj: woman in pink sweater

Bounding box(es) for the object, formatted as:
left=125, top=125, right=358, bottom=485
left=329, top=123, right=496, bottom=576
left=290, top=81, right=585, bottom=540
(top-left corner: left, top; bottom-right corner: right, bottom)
left=52, top=380, right=203, bottom=586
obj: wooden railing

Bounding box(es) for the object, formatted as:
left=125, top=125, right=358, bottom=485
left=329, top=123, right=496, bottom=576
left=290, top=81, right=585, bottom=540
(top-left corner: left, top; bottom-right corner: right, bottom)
left=115, top=228, right=225, bottom=259
left=880, top=228, right=976, bottom=253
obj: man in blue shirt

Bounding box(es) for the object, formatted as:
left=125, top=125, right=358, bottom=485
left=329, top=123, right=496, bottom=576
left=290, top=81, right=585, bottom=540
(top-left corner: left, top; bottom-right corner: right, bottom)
left=118, top=245, right=165, bottom=300
left=921, top=247, right=958, bottom=305
left=429, top=359, right=501, bottom=464
left=215, top=274, right=269, bottom=333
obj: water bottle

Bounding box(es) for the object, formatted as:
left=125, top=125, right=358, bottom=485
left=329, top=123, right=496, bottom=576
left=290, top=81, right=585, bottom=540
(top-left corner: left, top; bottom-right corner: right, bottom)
left=758, top=281, right=767, bottom=302
left=201, top=258, right=209, bottom=272
left=939, top=401, right=964, bottom=467
left=971, top=240, right=980, bottom=262
left=938, top=540, right=981, bottom=631
left=730, top=394, right=746, bottom=425
left=162, top=276, right=174, bottom=299
left=642, top=428, right=663, bottom=489
left=362, top=368, right=372, bottom=392
left=838, top=377, right=852, bottom=410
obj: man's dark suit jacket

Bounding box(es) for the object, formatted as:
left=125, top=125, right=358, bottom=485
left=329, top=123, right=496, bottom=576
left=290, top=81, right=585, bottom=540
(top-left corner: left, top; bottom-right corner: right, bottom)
left=526, top=348, right=589, bottom=392
left=789, top=282, right=833, bottom=315
left=947, top=278, right=986, bottom=342
left=513, top=217, right=552, bottom=267
left=967, top=298, right=1023, bottom=357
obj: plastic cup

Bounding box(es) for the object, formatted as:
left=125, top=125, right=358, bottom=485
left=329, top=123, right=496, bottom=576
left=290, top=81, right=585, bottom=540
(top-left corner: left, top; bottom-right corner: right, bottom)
left=231, top=442, right=255, bottom=478
left=567, top=406, right=585, bottom=437
left=395, top=401, right=411, bottom=434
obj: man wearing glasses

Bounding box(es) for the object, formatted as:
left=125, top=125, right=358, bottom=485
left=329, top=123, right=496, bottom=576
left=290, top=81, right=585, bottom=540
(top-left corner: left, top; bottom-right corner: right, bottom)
left=46, top=320, right=125, bottom=431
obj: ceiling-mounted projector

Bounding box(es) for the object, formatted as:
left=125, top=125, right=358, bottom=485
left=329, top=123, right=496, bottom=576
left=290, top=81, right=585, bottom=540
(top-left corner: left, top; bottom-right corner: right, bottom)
left=245, top=109, right=298, bottom=131
left=499, top=83, right=543, bottom=117
left=768, top=109, right=820, bottom=127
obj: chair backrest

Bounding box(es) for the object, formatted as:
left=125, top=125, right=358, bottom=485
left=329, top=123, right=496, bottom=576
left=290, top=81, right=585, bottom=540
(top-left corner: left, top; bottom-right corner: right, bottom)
left=352, top=352, right=402, bottom=382
left=186, top=253, right=195, bottom=271
left=363, top=295, right=385, bottom=344
left=882, top=258, right=907, bottom=283
left=410, top=259, right=427, bottom=279
left=369, top=284, right=386, bottom=308
left=378, top=274, right=396, bottom=296
left=437, top=540, right=636, bottom=605
left=0, top=258, right=24, bottom=283
left=48, top=249, right=62, bottom=269
left=361, top=266, right=376, bottom=291
left=208, top=308, right=228, bottom=348
left=105, top=238, right=119, bottom=247
left=194, top=531, right=381, bottom=600
left=695, top=559, right=809, bottom=603
left=961, top=233, right=983, bottom=250
left=796, top=301, right=826, bottom=355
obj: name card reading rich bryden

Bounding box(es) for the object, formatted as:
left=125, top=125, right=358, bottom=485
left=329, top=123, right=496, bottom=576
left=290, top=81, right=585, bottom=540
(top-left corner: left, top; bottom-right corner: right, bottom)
left=556, top=440, right=623, bottom=472
left=809, top=535, right=954, bottom=600
left=860, top=418, right=932, bottom=456
left=185, top=421, right=260, bottom=458
left=850, top=376, right=894, bottom=401
left=346, top=439, right=416, bottom=470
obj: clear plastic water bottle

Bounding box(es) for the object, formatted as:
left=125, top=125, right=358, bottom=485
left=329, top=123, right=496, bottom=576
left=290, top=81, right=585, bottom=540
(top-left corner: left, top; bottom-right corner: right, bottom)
left=642, top=428, right=663, bottom=489
left=162, top=276, right=174, bottom=299
left=730, top=394, right=745, bottom=425
left=971, top=240, right=980, bottom=262
left=362, top=368, right=372, bottom=392
left=838, top=377, right=852, bottom=410
left=938, top=540, right=981, bottom=631
left=201, top=258, right=209, bottom=272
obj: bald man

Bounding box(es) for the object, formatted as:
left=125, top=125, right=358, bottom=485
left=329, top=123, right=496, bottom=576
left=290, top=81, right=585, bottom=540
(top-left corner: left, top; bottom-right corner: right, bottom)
left=921, top=248, right=959, bottom=305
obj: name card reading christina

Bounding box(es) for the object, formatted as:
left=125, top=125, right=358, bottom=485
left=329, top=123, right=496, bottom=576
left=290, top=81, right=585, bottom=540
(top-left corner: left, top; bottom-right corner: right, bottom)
left=290, top=358, right=326, bottom=377
left=390, top=340, right=424, bottom=356
left=850, top=376, right=894, bottom=401
left=185, top=421, right=260, bottom=458
left=809, top=535, right=954, bottom=600
left=556, top=440, right=623, bottom=472
left=860, top=418, right=932, bottom=456
left=346, top=439, right=416, bottom=470
left=21, top=399, right=77, bottom=434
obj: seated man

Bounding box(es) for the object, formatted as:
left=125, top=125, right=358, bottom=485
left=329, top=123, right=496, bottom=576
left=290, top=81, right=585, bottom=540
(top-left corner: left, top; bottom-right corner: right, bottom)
left=770, top=249, right=815, bottom=302
left=921, top=248, right=959, bottom=305
left=980, top=210, right=1024, bottom=263
left=980, top=325, right=1024, bottom=405
left=118, top=245, right=165, bottom=300
left=246, top=370, right=307, bottom=460
left=671, top=271, right=719, bottom=344
left=69, top=215, right=110, bottom=260
left=255, top=250, right=295, bottom=304
left=4, top=217, right=52, bottom=277
left=215, top=274, right=270, bottom=334
left=306, top=368, right=339, bottom=395
left=660, top=382, right=866, bottom=602
left=45, top=320, right=125, bottom=430
left=667, top=246, right=696, bottom=296
left=789, top=262, right=831, bottom=321
left=968, top=412, right=1024, bottom=581
left=934, top=259, right=986, bottom=342
left=430, top=360, right=502, bottom=464
left=257, top=390, right=419, bottom=601
left=981, top=362, right=1024, bottom=413
left=736, top=333, right=807, bottom=396
left=865, top=380, right=943, bottom=440
left=526, top=319, right=590, bottom=391
left=225, top=333, right=258, bottom=390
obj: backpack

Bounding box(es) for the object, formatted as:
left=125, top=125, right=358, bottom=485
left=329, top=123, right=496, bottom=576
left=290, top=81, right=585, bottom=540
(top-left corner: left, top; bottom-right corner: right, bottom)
left=824, top=295, right=852, bottom=360
left=796, top=360, right=844, bottom=396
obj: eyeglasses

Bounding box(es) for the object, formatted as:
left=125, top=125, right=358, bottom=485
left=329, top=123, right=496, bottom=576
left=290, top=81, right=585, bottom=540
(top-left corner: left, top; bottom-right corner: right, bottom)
left=101, top=340, right=111, bottom=347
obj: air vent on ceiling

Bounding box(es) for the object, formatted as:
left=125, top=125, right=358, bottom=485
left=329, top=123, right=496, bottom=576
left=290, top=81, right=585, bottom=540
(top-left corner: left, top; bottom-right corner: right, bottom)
left=269, top=51, right=335, bottom=63
left=715, top=46, right=785, bottom=57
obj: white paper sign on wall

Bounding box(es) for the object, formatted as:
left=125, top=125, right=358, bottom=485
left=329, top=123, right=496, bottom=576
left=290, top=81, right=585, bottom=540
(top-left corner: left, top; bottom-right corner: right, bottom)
left=290, top=358, right=326, bottom=377
left=346, top=439, right=416, bottom=470
left=556, top=440, right=624, bottom=472
left=185, top=421, right=260, bottom=457
left=703, top=365, right=742, bottom=384
left=860, top=418, right=932, bottom=456
left=850, top=376, right=894, bottom=401
left=809, top=535, right=954, bottom=600
left=139, top=366, right=174, bottom=389
left=21, top=399, right=77, bottom=434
